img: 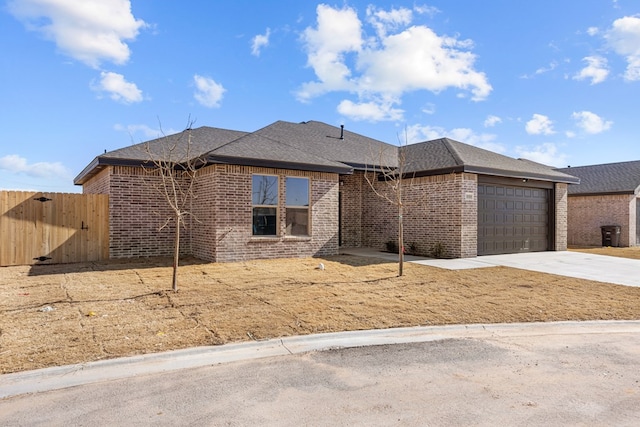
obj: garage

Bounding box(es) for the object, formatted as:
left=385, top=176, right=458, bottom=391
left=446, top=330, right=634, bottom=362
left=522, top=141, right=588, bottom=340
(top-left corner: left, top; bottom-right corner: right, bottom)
left=478, top=181, right=551, bottom=256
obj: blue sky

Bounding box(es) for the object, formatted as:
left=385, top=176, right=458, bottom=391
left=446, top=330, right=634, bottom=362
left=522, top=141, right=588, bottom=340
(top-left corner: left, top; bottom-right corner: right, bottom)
left=1, top=0, right=639, bottom=193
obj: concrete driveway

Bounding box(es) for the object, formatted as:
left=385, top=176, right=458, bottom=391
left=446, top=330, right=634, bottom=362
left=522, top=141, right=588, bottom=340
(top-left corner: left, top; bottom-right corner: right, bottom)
left=342, top=248, right=640, bottom=287
left=2, top=322, right=639, bottom=425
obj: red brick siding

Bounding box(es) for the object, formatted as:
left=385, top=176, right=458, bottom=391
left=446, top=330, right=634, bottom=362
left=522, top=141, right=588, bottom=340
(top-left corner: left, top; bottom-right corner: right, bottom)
left=567, top=193, right=635, bottom=247
left=82, top=167, right=111, bottom=195
left=344, top=171, right=477, bottom=258
left=339, top=173, right=363, bottom=247
left=191, top=165, right=339, bottom=262
left=554, top=183, right=568, bottom=251
left=84, top=166, right=191, bottom=258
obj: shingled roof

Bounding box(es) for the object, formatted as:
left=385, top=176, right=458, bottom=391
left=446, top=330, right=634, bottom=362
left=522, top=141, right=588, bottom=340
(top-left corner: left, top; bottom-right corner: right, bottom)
left=74, top=121, right=396, bottom=184
left=74, top=126, right=248, bottom=185
left=248, top=120, right=397, bottom=170
left=556, top=161, right=640, bottom=195
left=403, top=138, right=580, bottom=184
left=75, top=121, right=580, bottom=186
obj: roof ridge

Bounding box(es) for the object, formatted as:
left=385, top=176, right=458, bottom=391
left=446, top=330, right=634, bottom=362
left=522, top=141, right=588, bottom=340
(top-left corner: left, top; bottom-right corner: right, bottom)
left=203, top=129, right=252, bottom=156
left=440, top=138, right=465, bottom=166
left=209, top=129, right=350, bottom=170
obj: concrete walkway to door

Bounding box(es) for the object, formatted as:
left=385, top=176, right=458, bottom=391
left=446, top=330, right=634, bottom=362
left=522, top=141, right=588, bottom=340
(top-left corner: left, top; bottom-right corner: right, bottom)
left=340, top=248, right=640, bottom=288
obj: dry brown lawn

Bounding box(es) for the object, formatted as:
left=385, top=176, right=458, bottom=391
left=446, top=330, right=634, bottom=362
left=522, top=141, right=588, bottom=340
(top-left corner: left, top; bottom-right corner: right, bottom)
left=2, top=247, right=640, bottom=374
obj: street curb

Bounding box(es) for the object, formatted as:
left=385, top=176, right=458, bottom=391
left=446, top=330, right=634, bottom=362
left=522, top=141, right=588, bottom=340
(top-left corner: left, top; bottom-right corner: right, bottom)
left=2, top=320, right=640, bottom=399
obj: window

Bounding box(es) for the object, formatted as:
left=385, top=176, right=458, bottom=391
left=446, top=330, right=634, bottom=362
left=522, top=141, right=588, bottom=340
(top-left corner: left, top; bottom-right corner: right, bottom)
left=286, top=177, right=309, bottom=236
left=252, top=175, right=278, bottom=235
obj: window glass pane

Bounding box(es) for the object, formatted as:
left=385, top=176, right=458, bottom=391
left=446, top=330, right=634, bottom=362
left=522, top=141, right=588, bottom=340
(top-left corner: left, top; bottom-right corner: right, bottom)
left=252, top=175, right=278, bottom=206
left=286, top=177, right=309, bottom=206
left=253, top=207, right=277, bottom=235
left=286, top=208, right=308, bottom=235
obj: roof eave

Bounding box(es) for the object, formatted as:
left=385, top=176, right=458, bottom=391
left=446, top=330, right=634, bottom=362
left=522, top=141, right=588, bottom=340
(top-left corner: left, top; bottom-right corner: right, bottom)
left=74, top=157, right=153, bottom=185
left=464, top=165, right=581, bottom=184
left=568, top=190, right=636, bottom=197
left=207, top=155, right=352, bottom=175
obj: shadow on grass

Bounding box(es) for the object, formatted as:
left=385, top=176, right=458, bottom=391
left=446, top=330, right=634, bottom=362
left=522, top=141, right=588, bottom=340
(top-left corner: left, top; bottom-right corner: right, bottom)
left=24, top=253, right=400, bottom=277
left=26, top=256, right=210, bottom=276
left=323, top=254, right=398, bottom=268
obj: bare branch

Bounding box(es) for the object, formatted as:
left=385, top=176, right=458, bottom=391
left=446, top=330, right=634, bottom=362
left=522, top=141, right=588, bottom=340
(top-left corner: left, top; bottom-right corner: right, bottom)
left=362, top=128, right=417, bottom=277
left=138, top=117, right=203, bottom=291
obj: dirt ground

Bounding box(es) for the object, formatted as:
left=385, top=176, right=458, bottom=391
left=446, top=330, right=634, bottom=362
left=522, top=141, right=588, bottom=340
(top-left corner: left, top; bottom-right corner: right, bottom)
left=2, top=247, right=640, bottom=374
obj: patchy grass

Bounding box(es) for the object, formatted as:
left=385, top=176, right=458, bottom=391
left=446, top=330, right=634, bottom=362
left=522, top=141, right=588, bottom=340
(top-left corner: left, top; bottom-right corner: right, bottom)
left=570, top=245, right=640, bottom=260
left=1, top=250, right=640, bottom=374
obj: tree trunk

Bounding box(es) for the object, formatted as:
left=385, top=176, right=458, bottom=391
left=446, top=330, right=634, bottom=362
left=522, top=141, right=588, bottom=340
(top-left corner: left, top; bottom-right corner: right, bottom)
left=398, top=208, right=404, bottom=277
left=172, top=213, right=180, bottom=292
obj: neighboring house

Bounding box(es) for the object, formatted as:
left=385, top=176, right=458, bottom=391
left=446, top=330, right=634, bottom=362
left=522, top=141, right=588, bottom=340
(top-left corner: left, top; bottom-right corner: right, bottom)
left=556, top=161, right=640, bottom=247
left=74, top=120, right=579, bottom=262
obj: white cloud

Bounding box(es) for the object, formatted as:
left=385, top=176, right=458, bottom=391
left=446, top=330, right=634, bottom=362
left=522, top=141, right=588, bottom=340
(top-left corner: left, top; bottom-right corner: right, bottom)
left=356, top=26, right=490, bottom=99
left=92, top=71, right=143, bottom=103
left=251, top=28, right=271, bottom=57
left=535, top=61, right=558, bottom=75
left=193, top=74, right=225, bottom=108
left=606, top=15, right=640, bottom=81
left=484, top=115, right=502, bottom=127
left=8, top=0, right=146, bottom=68
left=337, top=99, right=403, bottom=122
left=297, top=4, right=363, bottom=100
left=413, top=5, right=440, bottom=17
left=525, top=114, right=555, bottom=135
left=297, top=4, right=491, bottom=122
left=587, top=26, right=600, bottom=36
left=516, top=143, right=567, bottom=167
left=422, top=103, right=436, bottom=115
left=114, top=123, right=166, bottom=139
left=573, top=56, right=609, bottom=84
left=520, top=61, right=557, bottom=79
left=572, top=111, right=613, bottom=134
left=406, top=124, right=504, bottom=153
left=0, top=154, right=70, bottom=179
left=366, top=5, right=413, bottom=38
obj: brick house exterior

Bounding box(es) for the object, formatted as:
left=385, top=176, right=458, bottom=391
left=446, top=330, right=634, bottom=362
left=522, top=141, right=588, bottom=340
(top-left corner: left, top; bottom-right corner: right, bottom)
left=75, top=121, right=578, bottom=261
left=557, top=161, right=640, bottom=247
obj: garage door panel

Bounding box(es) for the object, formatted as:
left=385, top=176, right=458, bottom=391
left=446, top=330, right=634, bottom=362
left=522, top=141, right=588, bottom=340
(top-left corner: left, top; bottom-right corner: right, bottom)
left=478, top=183, right=549, bottom=256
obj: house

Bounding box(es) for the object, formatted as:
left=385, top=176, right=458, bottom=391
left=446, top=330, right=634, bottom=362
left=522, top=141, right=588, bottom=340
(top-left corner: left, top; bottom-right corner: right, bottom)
left=556, top=161, right=640, bottom=247
left=74, top=120, right=579, bottom=261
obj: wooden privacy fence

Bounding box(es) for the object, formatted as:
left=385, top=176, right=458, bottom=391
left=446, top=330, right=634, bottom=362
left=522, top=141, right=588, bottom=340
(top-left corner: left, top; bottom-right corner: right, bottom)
left=0, top=191, right=109, bottom=266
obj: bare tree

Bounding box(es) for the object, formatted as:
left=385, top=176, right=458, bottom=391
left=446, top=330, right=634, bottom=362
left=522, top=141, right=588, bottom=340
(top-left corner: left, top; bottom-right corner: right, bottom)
left=143, top=119, right=201, bottom=291
left=364, top=133, right=413, bottom=277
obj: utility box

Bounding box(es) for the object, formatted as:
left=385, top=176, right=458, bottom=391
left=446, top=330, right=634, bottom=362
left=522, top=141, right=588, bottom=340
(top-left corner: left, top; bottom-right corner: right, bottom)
left=601, top=225, right=621, bottom=247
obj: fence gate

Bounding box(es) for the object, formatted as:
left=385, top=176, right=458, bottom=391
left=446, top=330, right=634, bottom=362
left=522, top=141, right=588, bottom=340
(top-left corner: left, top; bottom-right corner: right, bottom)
left=0, top=191, right=109, bottom=266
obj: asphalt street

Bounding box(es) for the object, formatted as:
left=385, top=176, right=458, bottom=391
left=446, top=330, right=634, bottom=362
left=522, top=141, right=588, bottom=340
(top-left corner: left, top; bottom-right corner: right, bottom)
left=1, top=321, right=639, bottom=426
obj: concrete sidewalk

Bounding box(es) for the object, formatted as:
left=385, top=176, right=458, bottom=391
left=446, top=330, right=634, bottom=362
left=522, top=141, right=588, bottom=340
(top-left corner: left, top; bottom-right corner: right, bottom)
left=341, top=248, right=640, bottom=287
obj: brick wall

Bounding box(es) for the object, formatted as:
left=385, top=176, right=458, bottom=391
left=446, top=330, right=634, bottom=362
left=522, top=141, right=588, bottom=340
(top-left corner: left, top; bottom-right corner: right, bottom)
left=82, top=167, right=111, bottom=195
left=567, top=193, right=635, bottom=247
left=84, top=166, right=191, bottom=258
left=343, top=171, right=478, bottom=258
left=339, top=173, right=363, bottom=247
left=191, top=164, right=339, bottom=262
left=554, top=183, right=568, bottom=251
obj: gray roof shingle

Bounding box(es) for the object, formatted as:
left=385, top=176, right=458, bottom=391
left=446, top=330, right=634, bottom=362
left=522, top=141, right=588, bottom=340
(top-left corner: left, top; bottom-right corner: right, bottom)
left=248, top=121, right=397, bottom=169
left=75, top=121, right=580, bottom=186
left=403, top=138, right=579, bottom=183
left=207, top=130, right=352, bottom=174
left=74, top=126, right=247, bottom=184
left=556, top=161, right=640, bottom=195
